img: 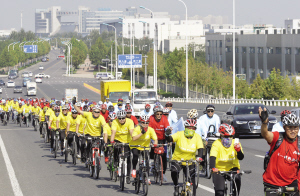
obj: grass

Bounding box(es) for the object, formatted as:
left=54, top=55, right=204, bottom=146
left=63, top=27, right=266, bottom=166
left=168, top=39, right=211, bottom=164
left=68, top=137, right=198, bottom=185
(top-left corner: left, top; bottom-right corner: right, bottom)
left=158, top=89, right=180, bottom=98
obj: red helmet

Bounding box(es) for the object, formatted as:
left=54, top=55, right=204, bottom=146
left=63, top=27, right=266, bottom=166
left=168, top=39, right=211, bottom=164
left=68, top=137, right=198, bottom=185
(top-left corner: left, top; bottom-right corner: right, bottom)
left=219, top=124, right=235, bottom=136
left=108, top=113, right=117, bottom=121
left=85, top=99, right=89, bottom=102
left=101, top=104, right=107, bottom=109
left=184, top=118, right=197, bottom=128
left=125, top=106, right=132, bottom=113
left=145, top=104, right=151, bottom=109
left=280, top=110, right=291, bottom=118
left=165, top=101, right=173, bottom=107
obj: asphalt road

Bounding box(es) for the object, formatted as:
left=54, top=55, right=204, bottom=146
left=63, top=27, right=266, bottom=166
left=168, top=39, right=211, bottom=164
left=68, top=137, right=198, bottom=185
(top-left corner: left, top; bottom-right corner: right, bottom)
left=0, top=49, right=297, bottom=196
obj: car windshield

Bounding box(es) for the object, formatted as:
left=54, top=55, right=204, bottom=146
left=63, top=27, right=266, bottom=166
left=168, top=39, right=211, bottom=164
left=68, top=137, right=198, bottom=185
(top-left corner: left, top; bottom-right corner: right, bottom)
left=8, top=82, right=14, bottom=84
left=234, top=105, right=265, bottom=115
left=15, top=86, right=21, bottom=89
left=28, top=87, right=35, bottom=91
left=134, top=91, right=156, bottom=103
left=109, top=92, right=130, bottom=103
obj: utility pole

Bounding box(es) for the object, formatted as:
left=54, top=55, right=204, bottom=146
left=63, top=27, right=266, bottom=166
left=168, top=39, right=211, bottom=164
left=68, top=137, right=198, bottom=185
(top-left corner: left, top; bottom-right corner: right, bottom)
left=143, top=55, right=148, bottom=88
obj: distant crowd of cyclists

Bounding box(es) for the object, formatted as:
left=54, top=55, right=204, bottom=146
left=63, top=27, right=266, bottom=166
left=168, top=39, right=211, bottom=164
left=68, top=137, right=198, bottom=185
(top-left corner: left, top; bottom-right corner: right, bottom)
left=1, top=96, right=300, bottom=196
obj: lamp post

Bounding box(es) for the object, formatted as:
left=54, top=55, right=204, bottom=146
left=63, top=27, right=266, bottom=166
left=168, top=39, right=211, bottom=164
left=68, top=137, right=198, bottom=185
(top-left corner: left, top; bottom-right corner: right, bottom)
left=140, top=6, right=156, bottom=91
left=103, top=23, right=118, bottom=80
left=178, top=0, right=189, bottom=100
left=232, top=0, right=236, bottom=100
left=12, top=41, right=20, bottom=50
left=8, top=42, right=15, bottom=52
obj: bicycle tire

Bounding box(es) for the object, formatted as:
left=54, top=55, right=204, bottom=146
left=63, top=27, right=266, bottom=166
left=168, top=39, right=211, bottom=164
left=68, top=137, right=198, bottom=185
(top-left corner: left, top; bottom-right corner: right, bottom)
left=72, top=139, right=77, bottom=165
left=114, top=170, right=118, bottom=182
left=19, top=118, right=21, bottom=127
left=120, top=161, right=125, bottom=191
left=206, top=150, right=211, bottom=179
left=94, top=154, right=100, bottom=179
left=65, top=145, right=68, bottom=162
left=135, top=171, right=140, bottom=194
left=196, top=162, right=200, bottom=189
left=89, top=165, right=94, bottom=177
left=142, top=172, right=148, bottom=196
left=186, top=190, right=192, bottom=196
left=54, top=136, right=58, bottom=158
left=109, top=155, right=114, bottom=180
left=159, top=155, right=163, bottom=186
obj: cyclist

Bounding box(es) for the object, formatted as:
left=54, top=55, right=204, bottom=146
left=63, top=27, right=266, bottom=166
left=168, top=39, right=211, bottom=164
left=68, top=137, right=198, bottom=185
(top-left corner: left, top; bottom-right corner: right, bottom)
left=1, top=100, right=9, bottom=123
left=114, top=98, right=124, bottom=112
left=110, top=110, right=135, bottom=184
left=272, top=110, right=292, bottom=133
left=103, top=112, right=117, bottom=163
left=108, top=105, right=115, bottom=115
left=39, top=107, right=48, bottom=138
left=210, top=124, right=244, bottom=196
left=163, top=107, right=170, bottom=119
left=130, top=115, right=158, bottom=185
left=49, top=106, right=61, bottom=154
left=31, top=102, right=41, bottom=127
left=140, top=104, right=153, bottom=117
left=45, top=103, right=55, bottom=141
left=22, top=101, right=32, bottom=124
left=125, top=106, right=138, bottom=126
left=100, top=104, right=109, bottom=122
left=187, top=109, right=198, bottom=120
left=104, top=98, right=112, bottom=108
left=196, top=105, right=220, bottom=139
left=149, top=105, right=170, bottom=182
left=56, top=105, right=70, bottom=156
left=125, top=99, right=133, bottom=110
left=11, top=99, right=18, bottom=121
left=259, top=107, right=300, bottom=196
left=165, top=102, right=178, bottom=126
left=66, top=107, right=81, bottom=158
left=165, top=118, right=203, bottom=196
left=16, top=103, right=23, bottom=124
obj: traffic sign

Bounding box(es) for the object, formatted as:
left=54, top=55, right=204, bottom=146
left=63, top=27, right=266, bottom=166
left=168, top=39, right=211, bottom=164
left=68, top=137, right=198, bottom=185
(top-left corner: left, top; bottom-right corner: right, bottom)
left=23, top=45, right=38, bottom=53
left=118, top=54, right=142, bottom=68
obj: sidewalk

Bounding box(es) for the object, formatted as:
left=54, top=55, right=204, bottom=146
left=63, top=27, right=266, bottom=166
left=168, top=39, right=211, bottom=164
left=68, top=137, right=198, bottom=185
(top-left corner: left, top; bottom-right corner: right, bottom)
left=65, top=55, right=96, bottom=79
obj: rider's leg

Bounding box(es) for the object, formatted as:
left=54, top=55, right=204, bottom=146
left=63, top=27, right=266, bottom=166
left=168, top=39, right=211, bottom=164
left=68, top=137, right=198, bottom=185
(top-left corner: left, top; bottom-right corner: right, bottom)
left=59, top=130, right=66, bottom=152
left=131, top=148, right=139, bottom=170
left=184, top=164, right=196, bottom=196
left=212, top=173, right=226, bottom=196
left=50, top=130, right=55, bottom=148
left=125, top=145, right=131, bottom=177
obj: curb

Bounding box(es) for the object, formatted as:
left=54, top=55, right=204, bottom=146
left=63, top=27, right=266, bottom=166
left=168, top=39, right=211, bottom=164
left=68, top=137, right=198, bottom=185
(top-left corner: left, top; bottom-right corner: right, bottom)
left=83, top=83, right=101, bottom=94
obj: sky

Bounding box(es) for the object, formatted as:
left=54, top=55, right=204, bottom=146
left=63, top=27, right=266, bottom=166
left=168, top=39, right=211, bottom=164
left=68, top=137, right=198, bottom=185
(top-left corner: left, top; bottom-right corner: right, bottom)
left=0, top=0, right=299, bottom=31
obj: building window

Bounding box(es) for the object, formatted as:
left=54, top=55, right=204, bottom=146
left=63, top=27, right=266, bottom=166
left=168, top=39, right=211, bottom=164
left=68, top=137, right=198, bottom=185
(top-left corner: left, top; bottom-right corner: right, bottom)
left=250, top=47, right=255, bottom=54
left=267, top=47, right=273, bottom=54
left=207, top=40, right=210, bottom=47
left=286, top=47, right=291, bottom=54
left=226, top=46, right=231, bottom=52
left=242, top=47, right=246, bottom=53
left=258, top=47, right=263, bottom=54
left=235, top=47, right=239, bottom=53
left=276, top=47, right=282, bottom=54
left=219, top=41, right=222, bottom=47
left=295, top=48, right=300, bottom=55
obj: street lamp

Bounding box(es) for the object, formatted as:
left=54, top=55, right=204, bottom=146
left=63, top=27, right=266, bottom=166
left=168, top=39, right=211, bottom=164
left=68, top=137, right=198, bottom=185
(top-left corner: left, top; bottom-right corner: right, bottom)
left=12, top=41, right=20, bottom=50
left=118, top=21, right=125, bottom=55
left=232, top=0, right=236, bottom=100
left=103, top=23, right=118, bottom=80
left=140, top=6, right=156, bottom=91
left=8, top=42, right=15, bottom=52
left=178, top=0, right=189, bottom=100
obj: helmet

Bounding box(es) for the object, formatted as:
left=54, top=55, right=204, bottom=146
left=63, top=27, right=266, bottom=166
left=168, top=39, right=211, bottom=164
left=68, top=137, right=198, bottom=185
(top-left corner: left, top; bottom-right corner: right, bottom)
left=43, top=107, right=48, bottom=112
left=145, top=104, right=151, bottom=109
left=118, top=98, right=123, bottom=103
left=71, top=107, right=78, bottom=114
left=184, top=118, right=197, bottom=128
left=163, top=107, right=170, bottom=114
left=125, top=106, right=132, bottom=113
left=62, top=98, right=65, bottom=100
left=19, top=103, right=22, bottom=106
left=56, top=101, right=61, bottom=106
left=165, top=101, right=173, bottom=107
left=54, top=106, right=60, bottom=112
left=280, top=110, right=291, bottom=118
left=140, top=115, right=150, bottom=122
left=2, top=100, right=6, bottom=104
left=187, top=109, right=198, bottom=119
left=83, top=105, right=89, bottom=111
left=108, top=105, right=114, bottom=112
left=85, top=99, right=89, bottom=102
left=282, top=113, right=300, bottom=127
left=101, top=104, right=107, bottom=110
left=153, top=105, right=163, bottom=113
left=206, top=104, right=215, bottom=111
left=61, top=105, right=68, bottom=110
left=219, top=124, right=235, bottom=136
left=92, top=104, right=101, bottom=111
left=117, top=110, right=126, bottom=118
left=108, top=113, right=117, bottom=121
left=126, top=99, right=130, bottom=104
left=155, top=100, right=161, bottom=106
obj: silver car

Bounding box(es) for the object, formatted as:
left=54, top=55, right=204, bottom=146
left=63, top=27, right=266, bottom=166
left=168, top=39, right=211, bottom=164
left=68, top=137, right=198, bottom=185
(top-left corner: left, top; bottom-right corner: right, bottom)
left=14, top=86, right=22, bottom=93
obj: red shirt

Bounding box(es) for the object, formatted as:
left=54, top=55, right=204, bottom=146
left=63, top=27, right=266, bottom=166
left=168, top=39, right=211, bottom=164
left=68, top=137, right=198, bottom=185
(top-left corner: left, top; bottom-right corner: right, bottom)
left=149, top=115, right=170, bottom=140
left=129, top=115, right=138, bottom=125
left=100, top=110, right=109, bottom=122
left=263, top=132, right=300, bottom=186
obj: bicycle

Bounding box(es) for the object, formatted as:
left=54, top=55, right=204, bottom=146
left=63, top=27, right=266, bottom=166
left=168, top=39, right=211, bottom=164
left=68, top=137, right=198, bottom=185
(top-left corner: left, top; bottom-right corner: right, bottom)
left=3, top=112, right=8, bottom=126
left=167, top=142, right=173, bottom=170
left=265, top=186, right=298, bottom=196
left=53, top=129, right=61, bottom=159
left=130, top=145, right=149, bottom=196
left=12, top=110, right=18, bottom=123
left=86, top=136, right=102, bottom=179
left=65, top=132, right=77, bottom=165
left=41, top=122, right=48, bottom=143
left=114, top=143, right=130, bottom=191
left=106, top=144, right=117, bottom=181
left=33, top=115, right=39, bottom=131
left=218, top=170, right=252, bottom=196
left=172, top=159, right=200, bottom=196
left=17, top=114, right=21, bottom=127
left=24, top=113, right=30, bottom=127
left=203, top=125, right=218, bottom=179
left=152, top=143, right=168, bottom=186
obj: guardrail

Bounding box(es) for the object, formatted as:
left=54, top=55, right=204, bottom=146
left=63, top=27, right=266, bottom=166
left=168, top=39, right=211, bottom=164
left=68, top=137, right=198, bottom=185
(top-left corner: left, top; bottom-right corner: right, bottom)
left=161, top=97, right=300, bottom=107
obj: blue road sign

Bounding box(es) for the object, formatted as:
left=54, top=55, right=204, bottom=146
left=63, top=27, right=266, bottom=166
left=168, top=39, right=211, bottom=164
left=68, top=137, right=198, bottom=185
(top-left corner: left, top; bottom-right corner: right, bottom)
left=118, top=54, right=142, bottom=68
left=23, top=45, right=38, bottom=53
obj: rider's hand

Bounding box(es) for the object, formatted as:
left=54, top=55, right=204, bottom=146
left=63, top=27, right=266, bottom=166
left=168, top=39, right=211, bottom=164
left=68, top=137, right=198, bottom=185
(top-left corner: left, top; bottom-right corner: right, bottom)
left=48, top=126, right=52, bottom=130
left=72, top=97, right=76, bottom=105
left=234, top=143, right=241, bottom=152
left=258, top=107, right=268, bottom=123
left=196, top=157, right=203, bottom=163
left=153, top=144, right=157, bottom=148
left=165, top=128, right=172, bottom=136
left=212, top=168, right=219, bottom=173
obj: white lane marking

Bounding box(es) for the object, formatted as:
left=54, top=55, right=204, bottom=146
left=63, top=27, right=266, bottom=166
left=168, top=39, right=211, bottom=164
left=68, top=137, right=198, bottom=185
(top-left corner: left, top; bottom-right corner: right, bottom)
left=198, top=184, right=214, bottom=193
left=0, top=135, right=24, bottom=196
left=255, top=155, right=264, bottom=158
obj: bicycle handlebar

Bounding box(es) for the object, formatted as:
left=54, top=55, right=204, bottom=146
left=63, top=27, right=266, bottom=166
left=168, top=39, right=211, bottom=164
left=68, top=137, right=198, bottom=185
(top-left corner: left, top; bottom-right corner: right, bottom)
left=151, top=144, right=168, bottom=147
left=265, top=187, right=297, bottom=194
left=218, top=170, right=252, bottom=175
left=171, top=159, right=197, bottom=164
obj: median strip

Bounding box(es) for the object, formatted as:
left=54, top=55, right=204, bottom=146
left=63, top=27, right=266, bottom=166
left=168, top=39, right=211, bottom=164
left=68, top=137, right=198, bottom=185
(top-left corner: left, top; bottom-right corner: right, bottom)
left=83, top=83, right=100, bottom=94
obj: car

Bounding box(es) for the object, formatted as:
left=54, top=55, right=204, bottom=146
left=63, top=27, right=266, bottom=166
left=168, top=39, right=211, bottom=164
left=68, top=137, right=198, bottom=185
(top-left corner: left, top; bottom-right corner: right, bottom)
left=35, top=77, right=42, bottom=83
left=6, top=81, right=15, bottom=88
left=35, top=73, right=50, bottom=78
left=8, top=73, right=17, bottom=79
left=28, top=71, right=33, bottom=77
left=0, top=87, right=2, bottom=94
left=39, top=65, right=44, bottom=70
left=23, top=78, right=31, bottom=87
left=0, top=80, right=5, bottom=86
left=41, top=58, right=47, bottom=62
left=221, top=103, right=277, bottom=137
left=13, top=86, right=22, bottom=93
left=95, top=72, right=115, bottom=80
left=22, top=72, right=29, bottom=78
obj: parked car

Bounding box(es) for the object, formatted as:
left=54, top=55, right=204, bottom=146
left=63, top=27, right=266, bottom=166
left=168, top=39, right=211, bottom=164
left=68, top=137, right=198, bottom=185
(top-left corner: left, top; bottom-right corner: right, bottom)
left=28, top=71, right=33, bottom=77
left=22, top=72, right=29, bottom=78
left=23, top=78, right=31, bottom=87
left=291, top=108, right=300, bottom=117
left=35, top=73, right=50, bottom=78
left=0, top=80, right=4, bottom=86
left=39, top=65, right=44, bottom=70
left=35, top=77, right=42, bottom=83
left=221, top=103, right=277, bottom=137
left=41, top=58, right=47, bottom=62
left=13, top=86, right=22, bottom=93
left=6, top=81, right=15, bottom=88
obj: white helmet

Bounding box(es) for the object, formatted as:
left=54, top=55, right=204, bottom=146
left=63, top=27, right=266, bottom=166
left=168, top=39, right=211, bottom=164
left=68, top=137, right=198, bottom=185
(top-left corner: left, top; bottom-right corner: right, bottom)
left=117, top=110, right=127, bottom=118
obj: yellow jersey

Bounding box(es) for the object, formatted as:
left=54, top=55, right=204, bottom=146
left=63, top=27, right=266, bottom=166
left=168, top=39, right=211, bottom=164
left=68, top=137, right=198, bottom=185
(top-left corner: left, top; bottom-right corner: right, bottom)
left=103, top=126, right=112, bottom=141
left=130, top=126, right=157, bottom=151
left=49, top=113, right=60, bottom=130
left=31, top=106, right=41, bottom=116
left=83, top=112, right=108, bottom=137
left=111, top=119, right=134, bottom=143
left=58, top=113, right=70, bottom=130
left=16, top=106, right=23, bottom=114
left=22, top=105, right=32, bottom=113
left=1, top=105, right=9, bottom=112
left=77, top=115, right=86, bottom=134
left=39, top=110, right=45, bottom=122
left=210, top=139, right=243, bottom=171
left=67, top=115, right=80, bottom=132
left=171, top=131, right=203, bottom=165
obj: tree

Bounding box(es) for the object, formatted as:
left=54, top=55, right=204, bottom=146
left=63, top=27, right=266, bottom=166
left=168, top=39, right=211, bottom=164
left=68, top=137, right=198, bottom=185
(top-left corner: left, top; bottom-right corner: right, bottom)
left=249, top=74, right=265, bottom=99
left=264, top=68, right=285, bottom=99
left=90, top=37, right=108, bottom=66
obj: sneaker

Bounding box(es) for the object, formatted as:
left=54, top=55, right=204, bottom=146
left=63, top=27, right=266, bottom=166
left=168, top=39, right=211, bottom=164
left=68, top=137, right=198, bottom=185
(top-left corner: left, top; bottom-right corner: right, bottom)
left=105, top=157, right=109, bottom=164
left=40, top=134, right=43, bottom=138
left=76, top=154, right=81, bottom=158
left=60, top=151, right=63, bottom=156
left=173, top=185, right=179, bottom=196
left=131, top=169, right=136, bottom=178
left=148, top=178, right=151, bottom=185
left=50, top=148, right=53, bottom=154
left=126, top=176, right=131, bottom=184
left=163, top=174, right=167, bottom=182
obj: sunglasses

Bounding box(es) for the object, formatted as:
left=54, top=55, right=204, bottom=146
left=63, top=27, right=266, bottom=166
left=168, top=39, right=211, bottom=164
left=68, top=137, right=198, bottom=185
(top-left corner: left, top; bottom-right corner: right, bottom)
left=93, top=111, right=100, bottom=113
left=207, top=110, right=214, bottom=113
left=72, top=112, right=78, bottom=114
left=156, top=113, right=163, bottom=116
left=118, top=118, right=126, bottom=120
left=127, top=112, right=132, bottom=114
left=141, top=122, right=149, bottom=124
left=187, top=127, right=196, bottom=130
left=62, top=109, right=67, bottom=111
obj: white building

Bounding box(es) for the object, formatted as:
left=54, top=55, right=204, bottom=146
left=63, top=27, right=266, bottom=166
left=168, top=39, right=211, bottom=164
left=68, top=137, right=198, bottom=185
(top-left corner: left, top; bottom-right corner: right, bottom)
left=0, top=28, right=16, bottom=37
left=285, top=19, right=300, bottom=34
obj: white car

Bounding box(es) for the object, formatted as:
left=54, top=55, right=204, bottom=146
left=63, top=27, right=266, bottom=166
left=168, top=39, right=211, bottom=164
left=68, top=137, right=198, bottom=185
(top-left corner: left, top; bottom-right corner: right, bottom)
left=0, top=87, right=2, bottom=94
left=22, top=72, right=29, bottom=78
left=28, top=71, right=33, bottom=77
left=35, top=77, right=42, bottom=83
left=7, top=81, right=15, bottom=88
left=39, top=65, right=44, bottom=70
left=35, top=73, right=50, bottom=78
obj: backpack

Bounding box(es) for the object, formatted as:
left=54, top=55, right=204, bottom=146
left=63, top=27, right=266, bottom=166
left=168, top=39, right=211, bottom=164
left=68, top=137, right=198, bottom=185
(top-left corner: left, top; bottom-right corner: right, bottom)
left=264, top=133, right=300, bottom=170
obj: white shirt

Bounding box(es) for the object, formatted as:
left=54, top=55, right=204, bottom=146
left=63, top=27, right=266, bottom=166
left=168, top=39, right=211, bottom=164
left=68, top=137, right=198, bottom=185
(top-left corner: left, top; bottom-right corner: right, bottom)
left=168, top=110, right=178, bottom=126
left=104, top=101, right=113, bottom=109
left=140, top=109, right=153, bottom=117
left=114, top=104, right=125, bottom=113
left=196, top=114, right=221, bottom=139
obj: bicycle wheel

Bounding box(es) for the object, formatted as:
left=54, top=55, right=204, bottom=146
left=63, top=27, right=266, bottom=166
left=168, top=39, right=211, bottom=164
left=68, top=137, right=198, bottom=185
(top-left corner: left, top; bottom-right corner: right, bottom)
left=94, top=153, right=100, bottom=179
left=120, top=161, right=125, bottom=191
left=89, top=165, right=94, bottom=177
left=19, top=118, right=22, bottom=127
left=142, top=172, right=148, bottom=196
left=72, top=140, right=77, bottom=165
left=109, top=156, right=114, bottom=180
left=135, top=171, right=140, bottom=194
left=65, top=145, right=68, bottom=162
left=26, top=117, right=29, bottom=127
left=206, top=149, right=211, bottom=179
left=158, top=155, right=163, bottom=186
left=195, top=163, right=200, bottom=189
left=54, top=136, right=58, bottom=158
left=186, top=190, right=192, bottom=196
